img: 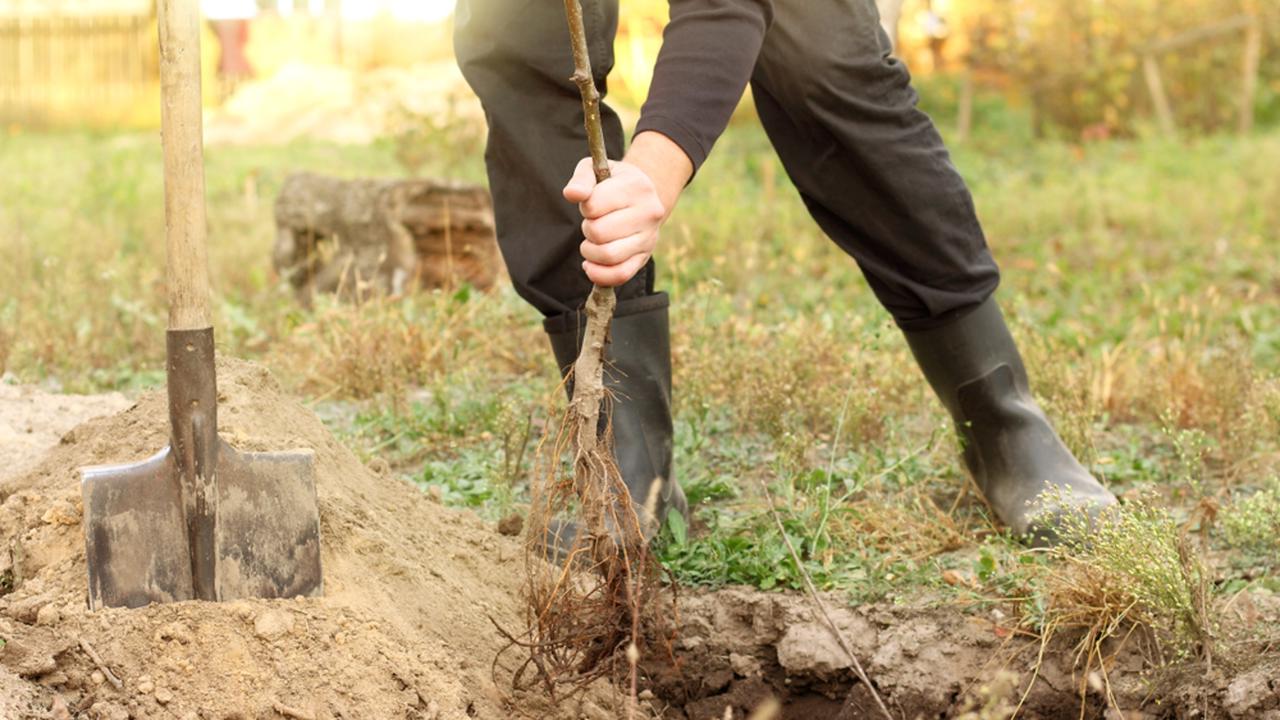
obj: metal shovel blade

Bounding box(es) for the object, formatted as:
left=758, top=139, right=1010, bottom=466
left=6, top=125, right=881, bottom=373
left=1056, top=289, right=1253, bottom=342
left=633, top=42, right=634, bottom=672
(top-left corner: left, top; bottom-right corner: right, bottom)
left=82, top=438, right=321, bottom=610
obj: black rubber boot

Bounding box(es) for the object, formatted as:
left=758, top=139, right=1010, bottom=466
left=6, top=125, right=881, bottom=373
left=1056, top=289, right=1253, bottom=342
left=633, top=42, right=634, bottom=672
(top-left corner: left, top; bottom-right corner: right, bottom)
left=904, top=298, right=1117, bottom=545
left=543, top=293, right=689, bottom=547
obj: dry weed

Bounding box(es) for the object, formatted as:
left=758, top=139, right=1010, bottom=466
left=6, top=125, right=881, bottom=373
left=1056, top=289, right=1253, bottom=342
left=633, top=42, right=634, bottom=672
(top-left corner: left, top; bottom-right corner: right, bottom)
left=268, top=291, right=541, bottom=400
left=1020, top=497, right=1213, bottom=715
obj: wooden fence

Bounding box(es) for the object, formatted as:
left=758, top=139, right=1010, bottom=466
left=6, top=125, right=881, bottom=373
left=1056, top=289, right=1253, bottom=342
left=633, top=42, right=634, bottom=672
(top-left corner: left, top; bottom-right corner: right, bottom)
left=0, top=14, right=156, bottom=126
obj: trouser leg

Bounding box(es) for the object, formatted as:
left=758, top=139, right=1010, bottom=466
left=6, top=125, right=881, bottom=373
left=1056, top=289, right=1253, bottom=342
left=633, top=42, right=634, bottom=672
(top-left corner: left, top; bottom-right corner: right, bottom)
left=454, top=0, right=653, bottom=316
left=751, top=0, right=999, bottom=330
left=752, top=0, right=1115, bottom=543
left=455, top=0, right=682, bottom=553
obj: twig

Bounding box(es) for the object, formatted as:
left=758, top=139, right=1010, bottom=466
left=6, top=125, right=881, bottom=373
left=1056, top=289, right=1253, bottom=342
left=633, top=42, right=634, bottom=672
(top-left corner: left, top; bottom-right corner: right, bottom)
left=272, top=702, right=316, bottom=720
left=562, top=0, right=611, bottom=181
left=754, top=477, right=895, bottom=720
left=77, top=638, right=123, bottom=691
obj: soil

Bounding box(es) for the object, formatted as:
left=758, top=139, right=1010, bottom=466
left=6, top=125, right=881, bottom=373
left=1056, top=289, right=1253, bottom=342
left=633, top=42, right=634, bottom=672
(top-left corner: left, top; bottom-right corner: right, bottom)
left=0, top=360, right=625, bottom=720
left=3, top=363, right=1279, bottom=720
left=0, top=384, right=130, bottom=486
left=650, top=587, right=1280, bottom=719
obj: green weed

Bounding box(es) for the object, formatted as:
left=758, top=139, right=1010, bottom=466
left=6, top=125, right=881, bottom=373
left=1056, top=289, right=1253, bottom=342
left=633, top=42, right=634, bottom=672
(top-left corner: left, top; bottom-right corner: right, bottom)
left=1221, top=479, right=1280, bottom=559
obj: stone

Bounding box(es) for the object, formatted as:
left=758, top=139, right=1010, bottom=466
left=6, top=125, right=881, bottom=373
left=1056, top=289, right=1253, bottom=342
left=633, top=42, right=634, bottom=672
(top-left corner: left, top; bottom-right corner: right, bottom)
left=41, top=499, right=80, bottom=526
left=776, top=623, right=851, bottom=676
left=155, top=687, right=173, bottom=705
left=1224, top=668, right=1278, bottom=719
left=729, top=652, right=762, bottom=678
left=35, top=603, right=61, bottom=626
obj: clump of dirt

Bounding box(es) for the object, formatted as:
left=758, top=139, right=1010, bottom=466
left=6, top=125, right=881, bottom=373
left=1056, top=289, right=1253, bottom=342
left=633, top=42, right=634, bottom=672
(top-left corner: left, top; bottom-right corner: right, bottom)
left=647, top=586, right=1280, bottom=719
left=0, top=360, right=629, bottom=720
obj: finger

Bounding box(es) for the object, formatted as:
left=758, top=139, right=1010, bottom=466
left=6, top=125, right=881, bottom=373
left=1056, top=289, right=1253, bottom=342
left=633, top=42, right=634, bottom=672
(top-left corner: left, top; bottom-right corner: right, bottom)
left=584, top=253, right=650, bottom=287
left=581, top=205, right=661, bottom=246
left=562, top=158, right=598, bottom=203
left=579, top=232, right=650, bottom=266
left=579, top=170, right=655, bottom=220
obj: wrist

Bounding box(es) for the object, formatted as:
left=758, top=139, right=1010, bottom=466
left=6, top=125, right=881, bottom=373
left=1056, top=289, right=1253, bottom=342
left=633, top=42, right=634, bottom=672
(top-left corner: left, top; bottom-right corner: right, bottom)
left=624, top=131, right=693, bottom=220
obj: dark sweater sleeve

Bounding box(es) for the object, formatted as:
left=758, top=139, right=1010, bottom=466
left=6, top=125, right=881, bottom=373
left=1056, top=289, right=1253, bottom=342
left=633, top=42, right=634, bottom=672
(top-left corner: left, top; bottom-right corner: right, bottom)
left=633, top=0, right=774, bottom=174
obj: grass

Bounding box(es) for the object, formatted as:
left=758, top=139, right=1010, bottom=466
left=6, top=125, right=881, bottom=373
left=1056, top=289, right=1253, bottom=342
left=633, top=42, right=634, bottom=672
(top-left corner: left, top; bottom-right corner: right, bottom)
left=4, top=104, right=1280, bottom=694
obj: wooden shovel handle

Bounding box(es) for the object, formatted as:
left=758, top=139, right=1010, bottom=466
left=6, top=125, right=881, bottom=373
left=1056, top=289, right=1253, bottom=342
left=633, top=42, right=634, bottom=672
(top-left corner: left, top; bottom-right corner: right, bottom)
left=158, top=0, right=212, bottom=331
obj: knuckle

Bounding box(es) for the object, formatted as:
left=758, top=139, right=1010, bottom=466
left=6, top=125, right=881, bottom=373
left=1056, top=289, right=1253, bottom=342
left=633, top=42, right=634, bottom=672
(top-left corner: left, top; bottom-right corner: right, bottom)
left=601, top=245, right=624, bottom=265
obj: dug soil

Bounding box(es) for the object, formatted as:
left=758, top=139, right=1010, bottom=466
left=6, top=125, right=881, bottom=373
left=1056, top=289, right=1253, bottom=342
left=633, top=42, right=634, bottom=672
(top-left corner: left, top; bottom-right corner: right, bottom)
left=0, top=361, right=622, bottom=720
left=658, top=587, right=1280, bottom=719
left=2, top=363, right=1278, bottom=720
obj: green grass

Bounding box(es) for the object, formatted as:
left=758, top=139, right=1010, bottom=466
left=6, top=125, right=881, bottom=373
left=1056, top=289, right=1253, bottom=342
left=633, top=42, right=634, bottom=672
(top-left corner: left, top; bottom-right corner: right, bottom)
left=3, top=116, right=1280, bottom=662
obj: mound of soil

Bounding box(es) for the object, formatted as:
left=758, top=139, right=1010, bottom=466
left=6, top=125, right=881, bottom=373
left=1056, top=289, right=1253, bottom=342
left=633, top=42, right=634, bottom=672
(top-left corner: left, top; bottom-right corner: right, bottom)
left=0, top=360, right=623, bottom=720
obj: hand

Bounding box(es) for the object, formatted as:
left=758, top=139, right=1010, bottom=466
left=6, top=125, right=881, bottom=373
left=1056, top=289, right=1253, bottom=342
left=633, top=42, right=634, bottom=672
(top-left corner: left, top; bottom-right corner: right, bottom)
left=562, top=158, right=666, bottom=287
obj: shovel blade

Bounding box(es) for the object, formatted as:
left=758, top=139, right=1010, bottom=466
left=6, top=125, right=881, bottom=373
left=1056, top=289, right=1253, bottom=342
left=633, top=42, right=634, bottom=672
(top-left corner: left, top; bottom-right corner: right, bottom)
left=81, top=438, right=322, bottom=610
left=82, top=447, right=193, bottom=610
left=214, top=439, right=322, bottom=601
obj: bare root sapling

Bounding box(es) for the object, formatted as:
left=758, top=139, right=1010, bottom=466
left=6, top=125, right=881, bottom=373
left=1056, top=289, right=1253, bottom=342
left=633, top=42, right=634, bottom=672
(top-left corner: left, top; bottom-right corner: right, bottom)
left=493, top=0, right=671, bottom=709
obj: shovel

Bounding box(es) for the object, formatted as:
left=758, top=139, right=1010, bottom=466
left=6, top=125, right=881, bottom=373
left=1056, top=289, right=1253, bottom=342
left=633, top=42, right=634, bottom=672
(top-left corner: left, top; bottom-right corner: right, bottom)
left=80, top=0, right=322, bottom=610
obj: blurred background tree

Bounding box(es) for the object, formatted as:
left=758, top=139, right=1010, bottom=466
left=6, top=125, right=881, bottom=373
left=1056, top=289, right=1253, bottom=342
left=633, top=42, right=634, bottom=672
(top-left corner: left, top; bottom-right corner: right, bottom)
left=610, top=0, right=1278, bottom=139
left=0, top=0, right=1276, bottom=140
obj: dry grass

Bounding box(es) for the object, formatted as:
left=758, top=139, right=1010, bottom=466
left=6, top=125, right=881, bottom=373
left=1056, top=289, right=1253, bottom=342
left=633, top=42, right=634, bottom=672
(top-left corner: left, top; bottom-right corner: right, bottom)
left=2, top=125, right=1279, bottom=622
left=266, top=291, right=544, bottom=401
left=1019, top=499, right=1214, bottom=714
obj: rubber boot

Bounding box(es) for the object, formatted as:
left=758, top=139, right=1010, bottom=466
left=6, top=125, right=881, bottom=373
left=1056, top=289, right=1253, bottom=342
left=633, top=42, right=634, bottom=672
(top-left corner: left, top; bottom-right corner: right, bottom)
left=904, top=298, right=1117, bottom=545
left=543, top=293, right=689, bottom=551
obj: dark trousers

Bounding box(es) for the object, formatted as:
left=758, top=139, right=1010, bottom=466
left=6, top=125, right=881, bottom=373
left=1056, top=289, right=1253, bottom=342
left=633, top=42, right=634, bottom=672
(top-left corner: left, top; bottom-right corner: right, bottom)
left=454, top=0, right=1000, bottom=331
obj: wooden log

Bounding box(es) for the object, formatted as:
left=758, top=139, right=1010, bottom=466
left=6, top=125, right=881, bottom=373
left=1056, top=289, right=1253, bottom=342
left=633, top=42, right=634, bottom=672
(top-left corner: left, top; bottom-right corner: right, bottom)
left=272, top=172, right=501, bottom=305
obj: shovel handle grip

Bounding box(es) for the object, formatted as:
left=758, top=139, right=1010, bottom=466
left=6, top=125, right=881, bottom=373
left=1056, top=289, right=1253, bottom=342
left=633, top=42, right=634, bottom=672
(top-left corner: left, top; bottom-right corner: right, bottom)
left=158, top=0, right=212, bottom=331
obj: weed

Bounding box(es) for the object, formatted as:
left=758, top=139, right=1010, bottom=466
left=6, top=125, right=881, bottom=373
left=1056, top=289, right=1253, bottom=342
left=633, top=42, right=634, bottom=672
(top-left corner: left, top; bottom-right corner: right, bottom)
left=1221, top=478, right=1280, bottom=559
left=1160, top=410, right=1214, bottom=498
left=417, top=448, right=516, bottom=516
left=1033, top=496, right=1213, bottom=707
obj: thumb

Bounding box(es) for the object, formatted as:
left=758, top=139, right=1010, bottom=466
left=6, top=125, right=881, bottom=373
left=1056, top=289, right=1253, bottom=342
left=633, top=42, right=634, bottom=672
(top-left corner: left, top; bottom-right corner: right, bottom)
left=562, top=157, right=598, bottom=203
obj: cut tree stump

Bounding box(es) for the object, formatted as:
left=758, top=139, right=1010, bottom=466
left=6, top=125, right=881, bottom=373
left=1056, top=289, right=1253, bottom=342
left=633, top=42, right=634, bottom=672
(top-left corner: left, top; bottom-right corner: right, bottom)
left=273, top=172, right=501, bottom=304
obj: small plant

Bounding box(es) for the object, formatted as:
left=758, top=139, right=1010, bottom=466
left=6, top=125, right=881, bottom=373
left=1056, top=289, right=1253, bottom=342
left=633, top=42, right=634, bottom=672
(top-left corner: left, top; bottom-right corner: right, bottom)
left=1026, top=494, right=1213, bottom=713
left=1220, top=478, right=1280, bottom=559
left=1160, top=409, right=1214, bottom=498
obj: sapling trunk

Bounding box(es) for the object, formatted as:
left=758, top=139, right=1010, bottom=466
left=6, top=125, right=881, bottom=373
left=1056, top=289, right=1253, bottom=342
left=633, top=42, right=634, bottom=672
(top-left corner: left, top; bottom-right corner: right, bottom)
left=562, top=0, right=618, bottom=555
left=492, top=1, right=670, bottom=704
